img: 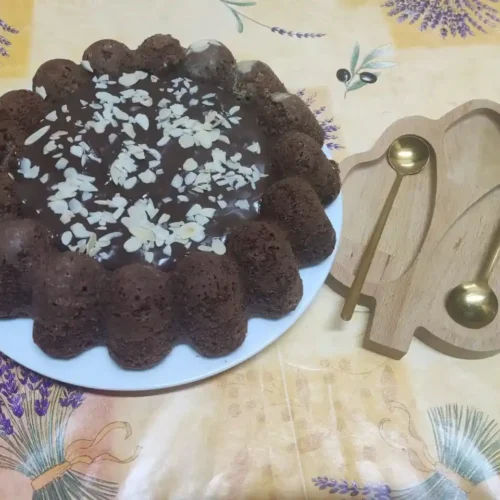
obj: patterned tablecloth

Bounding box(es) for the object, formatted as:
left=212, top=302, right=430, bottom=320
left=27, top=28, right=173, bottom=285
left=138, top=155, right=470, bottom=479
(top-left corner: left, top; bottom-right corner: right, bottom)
left=1, top=1, right=500, bottom=498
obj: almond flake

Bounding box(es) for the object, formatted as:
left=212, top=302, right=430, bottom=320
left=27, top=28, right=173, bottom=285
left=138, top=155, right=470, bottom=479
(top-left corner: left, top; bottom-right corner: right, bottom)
left=195, top=215, right=210, bottom=226
left=96, top=91, right=121, bottom=104
left=113, top=107, right=129, bottom=121
left=158, top=214, right=171, bottom=225
left=25, top=125, right=50, bottom=146
left=35, top=86, right=47, bottom=100
left=184, top=172, right=196, bottom=185
left=235, top=199, right=250, bottom=210
left=70, top=145, right=83, bottom=158
left=71, top=222, right=90, bottom=238
left=198, top=245, right=213, bottom=253
left=60, top=211, right=74, bottom=224
left=138, top=170, right=156, bottom=184
left=175, top=222, right=205, bottom=242
left=123, top=177, right=138, bottom=190
left=118, top=72, right=147, bottom=87
left=212, top=238, right=226, bottom=255
left=69, top=199, right=83, bottom=213
left=144, top=251, right=154, bottom=263
left=122, top=122, right=136, bottom=139
left=49, top=200, right=68, bottom=214
left=61, top=231, right=73, bottom=245
left=81, top=60, right=93, bottom=73
left=40, top=173, right=49, bottom=184
left=170, top=104, right=186, bottom=117
left=43, top=141, right=57, bottom=155
left=195, top=130, right=213, bottom=149
left=171, top=174, right=183, bottom=189
left=247, top=142, right=261, bottom=154
left=135, top=113, right=149, bottom=130
left=46, top=111, right=58, bottom=122
left=157, top=135, right=170, bottom=147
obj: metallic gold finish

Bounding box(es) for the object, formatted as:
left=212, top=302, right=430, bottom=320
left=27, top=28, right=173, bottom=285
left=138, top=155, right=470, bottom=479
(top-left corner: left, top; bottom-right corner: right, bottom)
left=446, top=225, right=500, bottom=329
left=341, top=135, right=430, bottom=321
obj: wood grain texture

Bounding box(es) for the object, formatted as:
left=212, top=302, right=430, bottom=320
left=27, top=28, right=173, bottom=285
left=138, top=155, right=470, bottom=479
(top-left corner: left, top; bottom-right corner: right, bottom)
left=330, top=100, right=500, bottom=359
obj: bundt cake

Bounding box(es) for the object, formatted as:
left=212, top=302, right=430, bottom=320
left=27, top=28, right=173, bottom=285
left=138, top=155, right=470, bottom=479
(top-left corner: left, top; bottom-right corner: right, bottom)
left=0, top=35, right=341, bottom=369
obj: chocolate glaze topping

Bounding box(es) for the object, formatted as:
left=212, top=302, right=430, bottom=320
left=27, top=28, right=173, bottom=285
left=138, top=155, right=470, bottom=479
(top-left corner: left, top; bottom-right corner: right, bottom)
left=16, top=69, right=271, bottom=270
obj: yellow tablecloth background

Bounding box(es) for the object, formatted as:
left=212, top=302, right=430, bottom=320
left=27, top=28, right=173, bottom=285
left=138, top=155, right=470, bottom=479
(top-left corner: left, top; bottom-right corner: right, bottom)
left=1, top=1, right=500, bottom=498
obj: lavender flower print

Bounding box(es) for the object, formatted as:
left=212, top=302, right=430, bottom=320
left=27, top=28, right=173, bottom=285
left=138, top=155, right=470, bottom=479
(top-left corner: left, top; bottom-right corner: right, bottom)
left=0, top=352, right=139, bottom=499
left=312, top=477, right=392, bottom=499
left=382, top=0, right=500, bottom=38
left=218, top=0, right=326, bottom=37
left=296, top=89, right=342, bottom=152
left=0, top=18, right=18, bottom=57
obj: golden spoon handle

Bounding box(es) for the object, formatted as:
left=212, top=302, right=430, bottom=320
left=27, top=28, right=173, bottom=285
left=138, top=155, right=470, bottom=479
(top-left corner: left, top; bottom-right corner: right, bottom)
left=341, top=174, right=403, bottom=321
left=481, top=224, right=500, bottom=282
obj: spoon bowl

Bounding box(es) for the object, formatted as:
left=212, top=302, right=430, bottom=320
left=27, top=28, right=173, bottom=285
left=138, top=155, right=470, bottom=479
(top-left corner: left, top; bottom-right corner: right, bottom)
left=446, top=281, right=499, bottom=329
left=387, top=135, right=430, bottom=176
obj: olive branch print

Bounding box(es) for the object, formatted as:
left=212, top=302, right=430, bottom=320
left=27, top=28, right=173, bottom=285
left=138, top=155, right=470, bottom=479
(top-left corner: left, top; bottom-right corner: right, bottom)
left=0, top=353, right=139, bottom=499
left=382, top=0, right=500, bottom=39
left=218, top=0, right=326, bottom=38
left=0, top=18, right=19, bottom=58
left=337, top=43, right=396, bottom=98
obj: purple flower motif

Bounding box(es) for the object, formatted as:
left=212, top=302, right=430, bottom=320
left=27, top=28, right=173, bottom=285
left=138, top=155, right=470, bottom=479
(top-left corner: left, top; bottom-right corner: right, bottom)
left=296, top=89, right=343, bottom=153
left=0, top=408, right=13, bottom=436
left=270, top=26, right=326, bottom=38
left=1, top=370, right=18, bottom=397
left=34, top=397, right=49, bottom=417
left=60, top=388, right=84, bottom=409
left=7, top=394, right=24, bottom=418
left=382, top=0, right=500, bottom=38
left=0, top=19, right=18, bottom=34
left=0, top=18, right=18, bottom=57
left=0, top=352, right=85, bottom=422
left=312, top=477, right=392, bottom=499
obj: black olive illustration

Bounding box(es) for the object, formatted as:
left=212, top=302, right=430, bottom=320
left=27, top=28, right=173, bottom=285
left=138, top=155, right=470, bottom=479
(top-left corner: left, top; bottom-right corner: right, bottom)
left=336, top=68, right=351, bottom=83
left=359, top=72, right=377, bottom=83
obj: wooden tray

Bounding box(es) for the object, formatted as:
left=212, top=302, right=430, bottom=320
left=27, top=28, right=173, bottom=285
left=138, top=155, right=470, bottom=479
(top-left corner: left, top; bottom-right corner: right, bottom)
left=330, top=100, right=500, bottom=359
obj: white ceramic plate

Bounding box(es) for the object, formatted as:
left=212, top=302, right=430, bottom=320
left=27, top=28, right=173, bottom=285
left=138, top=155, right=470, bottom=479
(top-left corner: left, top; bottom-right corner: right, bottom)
left=0, top=149, right=342, bottom=391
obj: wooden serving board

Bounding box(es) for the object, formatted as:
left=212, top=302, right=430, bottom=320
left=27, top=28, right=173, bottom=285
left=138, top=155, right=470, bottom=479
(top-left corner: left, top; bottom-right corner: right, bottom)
left=330, top=100, right=500, bottom=359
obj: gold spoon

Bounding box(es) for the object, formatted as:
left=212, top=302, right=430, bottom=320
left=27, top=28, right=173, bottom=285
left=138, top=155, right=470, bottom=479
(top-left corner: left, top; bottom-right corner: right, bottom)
left=341, top=135, right=430, bottom=321
left=445, top=225, right=500, bottom=329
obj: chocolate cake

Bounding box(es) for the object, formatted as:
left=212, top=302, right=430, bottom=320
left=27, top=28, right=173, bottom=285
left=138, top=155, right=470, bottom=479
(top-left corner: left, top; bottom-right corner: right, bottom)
left=0, top=35, right=341, bottom=369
